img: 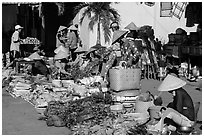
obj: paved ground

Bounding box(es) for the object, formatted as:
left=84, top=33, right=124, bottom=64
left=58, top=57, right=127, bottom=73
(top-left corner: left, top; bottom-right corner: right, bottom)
left=2, top=78, right=202, bottom=135
left=2, top=88, right=72, bottom=135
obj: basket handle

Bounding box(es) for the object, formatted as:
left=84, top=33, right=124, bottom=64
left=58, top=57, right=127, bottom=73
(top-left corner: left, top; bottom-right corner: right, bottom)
left=119, top=61, right=127, bottom=69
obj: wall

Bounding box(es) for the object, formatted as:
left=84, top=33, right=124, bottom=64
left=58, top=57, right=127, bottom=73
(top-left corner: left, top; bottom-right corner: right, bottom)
left=76, top=2, right=198, bottom=50
left=112, top=2, right=197, bottom=44
left=2, top=4, right=18, bottom=53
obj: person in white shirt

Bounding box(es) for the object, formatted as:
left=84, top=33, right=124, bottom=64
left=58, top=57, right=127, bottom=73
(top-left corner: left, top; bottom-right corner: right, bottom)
left=10, top=25, right=23, bottom=59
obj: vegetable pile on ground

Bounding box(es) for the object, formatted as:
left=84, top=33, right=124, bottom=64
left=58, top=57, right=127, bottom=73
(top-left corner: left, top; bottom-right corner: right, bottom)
left=43, top=92, right=113, bottom=127
left=41, top=92, right=149, bottom=135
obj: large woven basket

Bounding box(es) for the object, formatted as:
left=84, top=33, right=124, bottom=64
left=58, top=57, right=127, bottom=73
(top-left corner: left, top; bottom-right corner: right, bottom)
left=109, top=68, right=141, bottom=91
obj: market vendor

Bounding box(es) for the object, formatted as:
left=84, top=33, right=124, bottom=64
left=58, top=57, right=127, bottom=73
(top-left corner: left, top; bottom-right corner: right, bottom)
left=125, top=22, right=139, bottom=39
left=124, top=22, right=141, bottom=68
left=157, top=74, right=195, bottom=128
left=81, top=45, right=104, bottom=75
left=152, top=107, right=195, bottom=132
left=56, top=26, right=68, bottom=48
left=54, top=50, right=70, bottom=77
left=28, top=52, right=50, bottom=78
left=71, top=46, right=87, bottom=66
left=67, top=24, right=78, bottom=61
left=111, top=30, right=128, bottom=66
left=10, top=25, right=23, bottom=60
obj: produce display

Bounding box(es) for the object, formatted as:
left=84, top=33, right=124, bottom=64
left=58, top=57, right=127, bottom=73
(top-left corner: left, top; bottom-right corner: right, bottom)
left=3, top=34, right=201, bottom=135
left=4, top=70, right=157, bottom=135
left=21, top=37, right=41, bottom=45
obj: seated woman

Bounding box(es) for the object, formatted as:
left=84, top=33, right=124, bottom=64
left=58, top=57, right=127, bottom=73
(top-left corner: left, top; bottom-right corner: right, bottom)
left=54, top=50, right=71, bottom=78
left=71, top=46, right=87, bottom=67
left=155, top=74, right=195, bottom=131
left=27, top=52, right=50, bottom=79
left=153, top=107, right=194, bottom=132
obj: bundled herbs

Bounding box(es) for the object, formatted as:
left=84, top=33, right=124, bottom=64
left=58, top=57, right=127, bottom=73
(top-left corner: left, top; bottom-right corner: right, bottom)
left=43, top=92, right=114, bottom=128
left=42, top=92, right=149, bottom=135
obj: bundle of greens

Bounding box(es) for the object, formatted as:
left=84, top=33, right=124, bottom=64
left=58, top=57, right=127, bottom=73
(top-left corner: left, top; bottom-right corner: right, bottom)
left=43, top=92, right=114, bottom=128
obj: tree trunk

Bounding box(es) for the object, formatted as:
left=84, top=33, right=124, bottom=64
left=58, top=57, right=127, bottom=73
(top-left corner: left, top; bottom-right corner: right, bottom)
left=96, top=17, right=101, bottom=45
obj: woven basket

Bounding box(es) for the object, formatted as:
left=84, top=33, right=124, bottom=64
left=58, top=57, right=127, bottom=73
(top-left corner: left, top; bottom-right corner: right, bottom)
left=109, top=68, right=141, bottom=91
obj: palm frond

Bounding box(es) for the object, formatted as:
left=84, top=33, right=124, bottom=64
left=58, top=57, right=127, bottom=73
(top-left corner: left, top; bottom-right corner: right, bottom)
left=102, top=22, right=111, bottom=43
left=74, top=2, right=120, bottom=44
left=100, top=12, right=112, bottom=43
left=74, top=2, right=89, bottom=15
left=79, top=7, right=92, bottom=25
left=108, top=8, right=120, bottom=22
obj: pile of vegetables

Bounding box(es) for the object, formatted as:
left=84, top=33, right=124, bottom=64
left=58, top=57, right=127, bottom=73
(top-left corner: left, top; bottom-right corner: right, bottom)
left=42, top=92, right=151, bottom=135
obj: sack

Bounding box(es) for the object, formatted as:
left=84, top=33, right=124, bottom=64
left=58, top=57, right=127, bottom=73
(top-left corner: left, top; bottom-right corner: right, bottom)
left=109, top=68, right=141, bottom=91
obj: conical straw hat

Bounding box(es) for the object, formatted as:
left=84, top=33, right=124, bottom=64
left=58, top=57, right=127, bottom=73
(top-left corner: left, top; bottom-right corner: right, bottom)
left=84, top=47, right=97, bottom=56
left=74, top=46, right=87, bottom=53
left=124, top=22, right=139, bottom=30
left=91, top=43, right=106, bottom=49
left=54, top=50, right=68, bottom=60
left=158, top=74, right=187, bottom=92
left=28, top=52, right=42, bottom=60
left=54, top=45, right=68, bottom=54
left=57, top=26, right=67, bottom=32
left=112, top=30, right=128, bottom=45
left=68, top=25, right=78, bottom=30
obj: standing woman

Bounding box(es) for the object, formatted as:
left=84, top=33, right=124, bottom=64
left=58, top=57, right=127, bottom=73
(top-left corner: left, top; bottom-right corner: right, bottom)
left=10, top=25, right=23, bottom=60
left=56, top=26, right=68, bottom=48
left=67, top=25, right=78, bottom=61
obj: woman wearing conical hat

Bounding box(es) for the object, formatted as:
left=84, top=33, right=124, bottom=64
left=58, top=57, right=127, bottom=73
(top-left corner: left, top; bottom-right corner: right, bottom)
left=56, top=26, right=68, bottom=48
left=71, top=46, right=87, bottom=67
left=27, top=51, right=50, bottom=77
left=111, top=30, right=128, bottom=65
left=124, top=22, right=142, bottom=68
left=53, top=50, right=70, bottom=77
left=157, top=74, right=195, bottom=128
left=67, top=24, right=78, bottom=61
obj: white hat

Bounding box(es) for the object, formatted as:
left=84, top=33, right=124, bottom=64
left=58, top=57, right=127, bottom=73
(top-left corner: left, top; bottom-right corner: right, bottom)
left=15, top=25, right=23, bottom=30
left=181, top=62, right=188, bottom=69
left=57, top=26, right=68, bottom=32
left=158, top=74, right=186, bottom=92
left=54, top=50, right=68, bottom=60
left=68, top=25, right=78, bottom=30
left=28, top=52, right=42, bottom=60
left=54, top=45, right=68, bottom=54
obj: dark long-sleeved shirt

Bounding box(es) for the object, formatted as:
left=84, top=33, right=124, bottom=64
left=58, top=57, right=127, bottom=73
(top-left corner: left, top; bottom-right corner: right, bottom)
left=171, top=88, right=195, bottom=121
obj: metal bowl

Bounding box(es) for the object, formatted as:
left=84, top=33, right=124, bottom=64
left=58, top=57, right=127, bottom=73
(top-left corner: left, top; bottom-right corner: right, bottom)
left=178, top=126, right=193, bottom=133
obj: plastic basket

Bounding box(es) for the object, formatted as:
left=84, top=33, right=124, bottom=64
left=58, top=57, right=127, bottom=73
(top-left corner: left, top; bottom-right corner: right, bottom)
left=109, top=68, right=141, bottom=91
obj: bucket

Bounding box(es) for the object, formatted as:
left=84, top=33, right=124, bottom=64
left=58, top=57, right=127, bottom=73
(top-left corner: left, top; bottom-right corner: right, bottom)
left=134, top=101, right=154, bottom=114
left=148, top=106, right=163, bottom=120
